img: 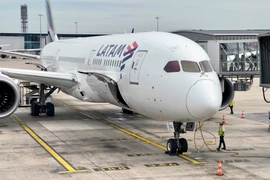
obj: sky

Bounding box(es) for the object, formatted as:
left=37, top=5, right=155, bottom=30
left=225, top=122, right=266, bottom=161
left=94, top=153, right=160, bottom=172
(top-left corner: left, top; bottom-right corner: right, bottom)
left=1, top=0, right=270, bottom=34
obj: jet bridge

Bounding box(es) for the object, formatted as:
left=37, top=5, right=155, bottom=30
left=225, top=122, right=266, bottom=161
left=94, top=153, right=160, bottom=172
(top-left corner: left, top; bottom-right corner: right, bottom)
left=258, top=34, right=270, bottom=103
left=198, top=40, right=259, bottom=91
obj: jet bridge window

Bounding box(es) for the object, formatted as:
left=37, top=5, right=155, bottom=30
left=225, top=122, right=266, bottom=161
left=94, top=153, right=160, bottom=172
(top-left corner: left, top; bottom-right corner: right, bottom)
left=181, top=61, right=200, bottom=72
left=199, top=60, right=213, bottom=72
left=164, top=60, right=181, bottom=73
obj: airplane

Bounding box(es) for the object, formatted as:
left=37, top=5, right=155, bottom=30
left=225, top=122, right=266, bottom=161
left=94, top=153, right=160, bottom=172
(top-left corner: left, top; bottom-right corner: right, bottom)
left=0, top=0, right=234, bottom=155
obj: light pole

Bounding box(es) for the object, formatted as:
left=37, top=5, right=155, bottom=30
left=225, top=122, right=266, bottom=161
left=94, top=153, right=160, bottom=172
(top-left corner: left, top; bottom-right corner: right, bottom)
left=75, top=21, right=78, bottom=34
left=156, top=17, right=159, bottom=31
left=38, top=14, right=43, bottom=48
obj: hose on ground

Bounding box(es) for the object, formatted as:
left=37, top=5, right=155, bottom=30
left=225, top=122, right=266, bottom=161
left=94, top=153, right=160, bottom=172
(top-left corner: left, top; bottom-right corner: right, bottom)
left=194, top=120, right=270, bottom=158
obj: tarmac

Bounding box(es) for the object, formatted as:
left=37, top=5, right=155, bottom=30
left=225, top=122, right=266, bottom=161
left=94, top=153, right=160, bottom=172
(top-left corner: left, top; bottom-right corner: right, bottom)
left=1, top=58, right=270, bottom=179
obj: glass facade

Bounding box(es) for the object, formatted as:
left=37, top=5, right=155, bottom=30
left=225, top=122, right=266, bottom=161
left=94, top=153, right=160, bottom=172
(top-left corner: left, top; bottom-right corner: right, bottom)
left=24, top=34, right=40, bottom=49
left=220, top=41, right=259, bottom=72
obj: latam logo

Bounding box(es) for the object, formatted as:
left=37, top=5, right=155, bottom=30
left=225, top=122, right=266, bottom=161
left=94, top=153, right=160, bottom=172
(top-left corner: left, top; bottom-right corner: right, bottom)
left=120, top=41, right=138, bottom=71
left=96, top=44, right=127, bottom=58
left=96, top=41, right=139, bottom=79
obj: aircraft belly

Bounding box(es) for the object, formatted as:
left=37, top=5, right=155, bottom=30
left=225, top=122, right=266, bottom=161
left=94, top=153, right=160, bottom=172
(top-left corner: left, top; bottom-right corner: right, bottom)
left=87, top=77, right=121, bottom=106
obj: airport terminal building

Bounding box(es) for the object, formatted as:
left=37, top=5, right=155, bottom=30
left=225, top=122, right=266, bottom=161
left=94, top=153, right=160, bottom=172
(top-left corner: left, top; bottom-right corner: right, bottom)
left=0, top=33, right=105, bottom=50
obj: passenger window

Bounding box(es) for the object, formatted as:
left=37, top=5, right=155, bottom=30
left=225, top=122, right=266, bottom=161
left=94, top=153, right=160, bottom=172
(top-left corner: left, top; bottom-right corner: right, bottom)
left=181, top=61, right=200, bottom=72
left=164, top=61, right=180, bottom=73
left=199, top=60, right=213, bottom=72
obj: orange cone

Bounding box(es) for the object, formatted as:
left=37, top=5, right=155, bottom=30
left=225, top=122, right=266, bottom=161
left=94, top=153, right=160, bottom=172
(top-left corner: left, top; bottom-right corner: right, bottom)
left=222, top=115, right=227, bottom=124
left=241, top=110, right=245, bottom=119
left=216, top=160, right=224, bottom=176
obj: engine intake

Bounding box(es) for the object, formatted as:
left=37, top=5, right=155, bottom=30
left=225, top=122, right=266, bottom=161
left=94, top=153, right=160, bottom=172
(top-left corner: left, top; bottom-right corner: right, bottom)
left=219, top=77, right=234, bottom=111
left=0, top=74, right=20, bottom=119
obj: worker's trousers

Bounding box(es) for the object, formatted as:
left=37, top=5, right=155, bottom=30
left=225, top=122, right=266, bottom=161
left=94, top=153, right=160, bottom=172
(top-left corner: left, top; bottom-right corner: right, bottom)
left=218, top=136, right=226, bottom=149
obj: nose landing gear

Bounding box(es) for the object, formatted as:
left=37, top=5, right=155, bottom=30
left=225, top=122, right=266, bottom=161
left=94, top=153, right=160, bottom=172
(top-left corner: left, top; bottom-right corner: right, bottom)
left=166, top=122, right=188, bottom=155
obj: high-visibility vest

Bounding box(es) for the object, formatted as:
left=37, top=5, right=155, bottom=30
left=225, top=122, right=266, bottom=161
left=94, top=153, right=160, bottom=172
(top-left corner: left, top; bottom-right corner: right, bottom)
left=219, top=125, right=225, bottom=136
left=230, top=100, right=235, bottom=107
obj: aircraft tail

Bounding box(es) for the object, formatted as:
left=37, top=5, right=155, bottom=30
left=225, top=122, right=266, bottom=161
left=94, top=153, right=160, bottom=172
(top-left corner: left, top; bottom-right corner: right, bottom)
left=46, top=0, right=59, bottom=42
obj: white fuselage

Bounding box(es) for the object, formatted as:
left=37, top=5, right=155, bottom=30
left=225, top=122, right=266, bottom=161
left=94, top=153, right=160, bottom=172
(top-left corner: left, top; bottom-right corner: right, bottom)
left=40, top=32, right=222, bottom=122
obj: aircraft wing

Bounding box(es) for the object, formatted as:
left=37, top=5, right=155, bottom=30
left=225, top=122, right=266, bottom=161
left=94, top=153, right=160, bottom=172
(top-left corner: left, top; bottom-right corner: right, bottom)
left=0, top=68, right=78, bottom=89
left=0, top=50, right=40, bottom=60
left=78, top=69, right=120, bottom=83
left=7, top=48, right=42, bottom=53
left=0, top=44, right=10, bottom=48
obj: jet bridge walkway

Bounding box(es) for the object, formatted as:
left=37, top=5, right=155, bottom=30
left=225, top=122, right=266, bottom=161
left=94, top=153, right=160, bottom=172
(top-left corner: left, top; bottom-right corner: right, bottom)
left=198, top=40, right=260, bottom=91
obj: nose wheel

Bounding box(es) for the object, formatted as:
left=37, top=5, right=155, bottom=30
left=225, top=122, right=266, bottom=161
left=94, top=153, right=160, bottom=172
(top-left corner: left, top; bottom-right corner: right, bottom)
left=166, top=122, right=188, bottom=155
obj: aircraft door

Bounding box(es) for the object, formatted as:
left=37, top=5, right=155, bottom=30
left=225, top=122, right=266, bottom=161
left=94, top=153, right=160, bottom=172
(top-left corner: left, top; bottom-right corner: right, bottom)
left=129, top=50, right=147, bottom=85
left=87, top=50, right=96, bottom=65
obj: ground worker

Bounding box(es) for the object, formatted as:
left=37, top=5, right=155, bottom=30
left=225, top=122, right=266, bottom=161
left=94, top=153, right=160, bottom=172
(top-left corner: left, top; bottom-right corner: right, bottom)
left=217, top=122, right=226, bottom=151
left=229, top=99, right=235, bottom=114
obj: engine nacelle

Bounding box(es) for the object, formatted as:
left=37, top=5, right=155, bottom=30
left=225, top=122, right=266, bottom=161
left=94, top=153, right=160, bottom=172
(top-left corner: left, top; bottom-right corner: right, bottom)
left=0, top=74, right=20, bottom=119
left=219, top=77, right=234, bottom=111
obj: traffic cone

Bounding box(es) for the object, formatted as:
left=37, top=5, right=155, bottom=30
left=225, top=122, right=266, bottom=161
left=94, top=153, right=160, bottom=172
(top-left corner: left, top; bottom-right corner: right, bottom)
left=216, top=160, right=224, bottom=176
left=222, top=115, right=227, bottom=124
left=241, top=110, right=245, bottom=119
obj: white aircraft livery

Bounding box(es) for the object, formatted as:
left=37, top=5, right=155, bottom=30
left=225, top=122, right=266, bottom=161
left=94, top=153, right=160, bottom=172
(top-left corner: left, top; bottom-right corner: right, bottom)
left=0, top=0, right=234, bottom=154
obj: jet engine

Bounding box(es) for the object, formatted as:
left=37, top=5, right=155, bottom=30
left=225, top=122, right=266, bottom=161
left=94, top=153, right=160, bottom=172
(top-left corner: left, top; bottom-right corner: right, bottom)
left=0, top=74, right=20, bottom=119
left=219, top=77, right=234, bottom=111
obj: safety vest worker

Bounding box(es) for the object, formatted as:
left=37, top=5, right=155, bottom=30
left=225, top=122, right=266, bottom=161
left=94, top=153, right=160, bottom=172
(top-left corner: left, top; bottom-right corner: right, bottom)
left=229, top=100, right=235, bottom=114
left=217, top=122, right=226, bottom=151
left=230, top=100, right=235, bottom=107
left=219, top=124, right=225, bottom=136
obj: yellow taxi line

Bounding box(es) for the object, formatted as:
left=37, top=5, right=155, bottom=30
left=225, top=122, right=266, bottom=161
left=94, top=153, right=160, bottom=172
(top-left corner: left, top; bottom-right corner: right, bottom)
left=11, top=114, right=87, bottom=174
left=55, top=100, right=207, bottom=165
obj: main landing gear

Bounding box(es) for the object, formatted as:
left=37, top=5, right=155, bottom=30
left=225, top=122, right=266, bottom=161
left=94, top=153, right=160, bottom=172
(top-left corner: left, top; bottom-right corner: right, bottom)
left=166, top=122, right=188, bottom=155
left=30, top=84, right=57, bottom=117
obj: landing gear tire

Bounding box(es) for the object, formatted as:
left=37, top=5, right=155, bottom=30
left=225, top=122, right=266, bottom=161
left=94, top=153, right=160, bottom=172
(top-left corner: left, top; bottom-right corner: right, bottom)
left=30, top=98, right=38, bottom=105
left=46, top=102, right=55, bottom=117
left=31, top=102, right=40, bottom=116
left=166, top=121, right=188, bottom=155
left=29, top=84, right=57, bottom=117
left=167, top=138, right=177, bottom=154
left=122, top=108, right=133, bottom=114
left=178, top=138, right=188, bottom=154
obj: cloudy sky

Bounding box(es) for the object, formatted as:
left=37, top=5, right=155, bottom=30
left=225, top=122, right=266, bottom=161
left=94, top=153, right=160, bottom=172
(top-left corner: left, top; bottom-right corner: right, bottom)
left=0, top=0, right=269, bottom=34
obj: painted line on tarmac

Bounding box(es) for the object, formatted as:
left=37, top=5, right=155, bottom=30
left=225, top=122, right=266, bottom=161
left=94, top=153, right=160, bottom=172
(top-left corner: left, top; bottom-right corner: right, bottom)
left=127, top=153, right=159, bottom=157
left=12, top=114, right=87, bottom=174
left=93, top=166, right=130, bottom=171
left=220, top=159, right=251, bottom=163
left=145, top=163, right=179, bottom=167
left=55, top=100, right=207, bottom=165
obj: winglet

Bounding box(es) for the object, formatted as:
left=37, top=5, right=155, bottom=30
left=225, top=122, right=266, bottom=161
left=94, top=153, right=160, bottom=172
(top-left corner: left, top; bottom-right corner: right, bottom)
left=46, top=0, right=59, bottom=42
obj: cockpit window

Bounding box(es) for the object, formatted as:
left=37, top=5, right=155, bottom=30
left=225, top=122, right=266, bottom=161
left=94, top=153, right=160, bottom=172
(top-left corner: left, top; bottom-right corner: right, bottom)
left=199, top=60, right=213, bottom=72
left=164, top=60, right=181, bottom=73
left=181, top=60, right=200, bottom=72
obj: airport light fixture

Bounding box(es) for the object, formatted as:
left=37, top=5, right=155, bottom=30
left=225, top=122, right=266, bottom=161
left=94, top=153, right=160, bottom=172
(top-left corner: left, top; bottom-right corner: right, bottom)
left=75, top=21, right=78, bottom=34
left=38, top=14, right=43, bottom=48
left=156, top=17, right=160, bottom=31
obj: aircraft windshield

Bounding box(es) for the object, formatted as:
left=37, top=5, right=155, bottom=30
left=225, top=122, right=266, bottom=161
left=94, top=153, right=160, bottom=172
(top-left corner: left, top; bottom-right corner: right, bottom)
left=199, top=60, right=213, bottom=72
left=181, top=61, right=200, bottom=72
left=164, top=61, right=181, bottom=73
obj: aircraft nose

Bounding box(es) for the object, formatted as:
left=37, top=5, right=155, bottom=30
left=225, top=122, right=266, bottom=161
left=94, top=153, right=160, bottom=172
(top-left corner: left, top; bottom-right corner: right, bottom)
left=186, top=80, right=222, bottom=120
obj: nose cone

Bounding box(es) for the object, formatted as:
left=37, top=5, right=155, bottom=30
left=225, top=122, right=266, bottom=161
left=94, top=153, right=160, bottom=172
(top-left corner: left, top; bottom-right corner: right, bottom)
left=187, top=80, right=222, bottom=120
